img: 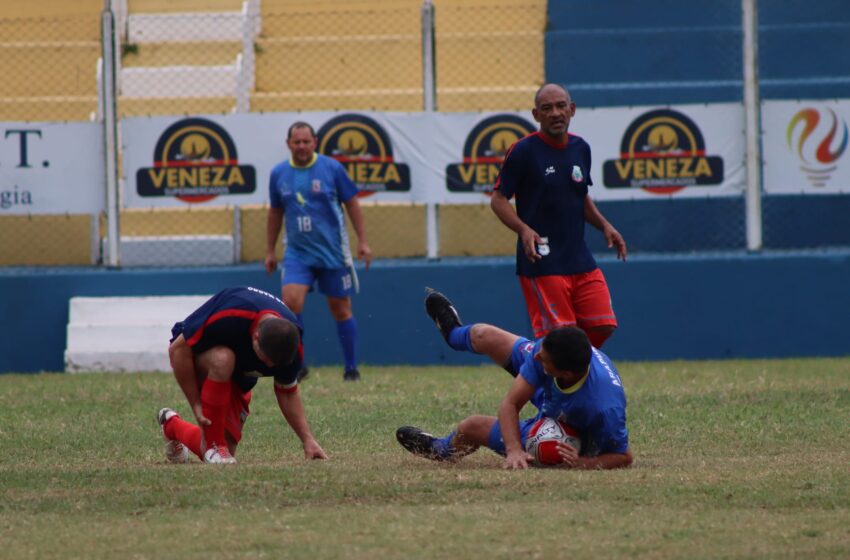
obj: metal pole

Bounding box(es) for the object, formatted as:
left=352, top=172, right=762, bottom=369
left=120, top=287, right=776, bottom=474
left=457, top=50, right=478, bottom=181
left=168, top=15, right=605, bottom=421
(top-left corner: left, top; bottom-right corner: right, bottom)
left=421, top=0, right=436, bottom=112
left=232, top=206, right=242, bottom=263
left=742, top=0, right=763, bottom=251
left=102, top=1, right=121, bottom=266
left=421, top=0, right=439, bottom=258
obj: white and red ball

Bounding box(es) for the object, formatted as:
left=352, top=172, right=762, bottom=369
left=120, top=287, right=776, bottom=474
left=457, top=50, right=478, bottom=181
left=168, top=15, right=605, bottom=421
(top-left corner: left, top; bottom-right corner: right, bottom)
left=525, top=416, right=581, bottom=467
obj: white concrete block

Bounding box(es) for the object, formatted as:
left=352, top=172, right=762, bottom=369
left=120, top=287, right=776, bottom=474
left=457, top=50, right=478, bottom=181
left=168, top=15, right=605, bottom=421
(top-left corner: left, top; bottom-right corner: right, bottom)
left=65, top=295, right=213, bottom=373
left=121, top=65, right=238, bottom=98
left=68, top=296, right=210, bottom=326
left=128, top=12, right=244, bottom=43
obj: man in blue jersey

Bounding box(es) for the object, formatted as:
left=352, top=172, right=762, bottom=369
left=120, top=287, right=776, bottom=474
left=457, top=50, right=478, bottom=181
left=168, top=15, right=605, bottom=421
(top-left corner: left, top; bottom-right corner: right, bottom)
left=265, top=122, right=372, bottom=382
left=491, top=83, right=627, bottom=348
left=159, top=286, right=328, bottom=464
left=396, top=291, right=632, bottom=470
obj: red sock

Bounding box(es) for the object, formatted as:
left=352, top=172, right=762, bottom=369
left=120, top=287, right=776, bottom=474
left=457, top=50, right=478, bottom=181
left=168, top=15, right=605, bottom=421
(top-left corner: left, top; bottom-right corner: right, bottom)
left=164, top=416, right=203, bottom=459
left=201, top=378, right=232, bottom=450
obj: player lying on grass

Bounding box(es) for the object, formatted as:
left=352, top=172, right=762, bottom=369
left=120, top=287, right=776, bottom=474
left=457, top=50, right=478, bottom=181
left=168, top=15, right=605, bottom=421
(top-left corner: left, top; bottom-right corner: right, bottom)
left=396, top=290, right=632, bottom=470
left=158, top=286, right=327, bottom=464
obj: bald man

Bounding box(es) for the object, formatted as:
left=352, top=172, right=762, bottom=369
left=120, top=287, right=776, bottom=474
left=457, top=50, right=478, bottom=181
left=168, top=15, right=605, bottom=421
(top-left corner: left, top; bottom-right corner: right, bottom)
left=491, top=84, right=626, bottom=348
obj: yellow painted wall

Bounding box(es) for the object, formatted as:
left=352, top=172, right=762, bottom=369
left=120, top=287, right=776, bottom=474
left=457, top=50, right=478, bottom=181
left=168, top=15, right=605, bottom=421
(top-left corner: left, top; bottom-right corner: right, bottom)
left=0, top=215, right=94, bottom=266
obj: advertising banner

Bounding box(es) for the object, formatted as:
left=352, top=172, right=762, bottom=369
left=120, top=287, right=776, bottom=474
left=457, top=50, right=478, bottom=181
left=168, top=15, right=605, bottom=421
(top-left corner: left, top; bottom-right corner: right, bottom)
left=762, top=100, right=850, bottom=194
left=121, top=103, right=747, bottom=208
left=0, top=122, right=105, bottom=215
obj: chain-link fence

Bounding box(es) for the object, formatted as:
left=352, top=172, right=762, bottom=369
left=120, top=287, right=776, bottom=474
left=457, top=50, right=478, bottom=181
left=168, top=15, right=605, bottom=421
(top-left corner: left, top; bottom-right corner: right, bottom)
left=1, top=0, right=848, bottom=268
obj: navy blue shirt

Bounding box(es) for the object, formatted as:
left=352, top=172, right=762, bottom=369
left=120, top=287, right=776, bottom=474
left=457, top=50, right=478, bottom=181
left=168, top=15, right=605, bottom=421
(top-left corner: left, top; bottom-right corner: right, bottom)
left=171, top=286, right=303, bottom=393
left=495, top=132, right=597, bottom=277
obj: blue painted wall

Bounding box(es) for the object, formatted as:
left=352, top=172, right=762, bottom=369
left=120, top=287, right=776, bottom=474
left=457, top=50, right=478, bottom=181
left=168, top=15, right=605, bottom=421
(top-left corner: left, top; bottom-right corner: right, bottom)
left=2, top=250, right=849, bottom=373
left=545, top=0, right=850, bottom=107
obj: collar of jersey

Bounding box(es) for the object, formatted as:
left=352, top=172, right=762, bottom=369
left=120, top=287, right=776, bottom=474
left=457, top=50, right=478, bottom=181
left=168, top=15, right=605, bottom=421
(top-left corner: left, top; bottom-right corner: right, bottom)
left=554, top=370, right=588, bottom=394
left=535, top=131, right=569, bottom=149
left=290, top=153, right=318, bottom=169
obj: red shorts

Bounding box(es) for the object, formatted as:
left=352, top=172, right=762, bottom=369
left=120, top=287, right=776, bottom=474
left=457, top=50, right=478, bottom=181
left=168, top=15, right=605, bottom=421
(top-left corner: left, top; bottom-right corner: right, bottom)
left=519, top=268, right=617, bottom=339
left=225, top=385, right=252, bottom=444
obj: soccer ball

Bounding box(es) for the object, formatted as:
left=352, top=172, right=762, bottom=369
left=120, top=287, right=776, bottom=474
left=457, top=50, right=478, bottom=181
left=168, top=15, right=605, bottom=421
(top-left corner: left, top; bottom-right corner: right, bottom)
left=525, top=416, right=581, bottom=467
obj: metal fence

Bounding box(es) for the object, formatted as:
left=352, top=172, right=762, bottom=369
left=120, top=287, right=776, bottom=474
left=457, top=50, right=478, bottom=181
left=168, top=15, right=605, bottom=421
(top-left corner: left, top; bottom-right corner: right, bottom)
left=0, top=0, right=848, bottom=268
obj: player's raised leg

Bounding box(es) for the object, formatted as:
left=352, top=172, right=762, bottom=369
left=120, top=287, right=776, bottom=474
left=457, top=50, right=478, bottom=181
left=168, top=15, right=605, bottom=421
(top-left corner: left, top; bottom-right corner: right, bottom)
left=425, top=290, right=520, bottom=367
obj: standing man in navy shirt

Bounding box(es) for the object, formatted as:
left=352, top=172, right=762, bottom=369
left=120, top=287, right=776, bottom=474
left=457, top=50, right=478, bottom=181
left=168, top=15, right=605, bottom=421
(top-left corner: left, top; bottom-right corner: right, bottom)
left=159, top=286, right=327, bottom=464
left=491, top=83, right=627, bottom=348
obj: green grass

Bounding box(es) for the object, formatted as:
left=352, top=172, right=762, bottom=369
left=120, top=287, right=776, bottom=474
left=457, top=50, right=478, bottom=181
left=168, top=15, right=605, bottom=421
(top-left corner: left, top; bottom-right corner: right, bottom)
left=2, top=359, right=849, bottom=559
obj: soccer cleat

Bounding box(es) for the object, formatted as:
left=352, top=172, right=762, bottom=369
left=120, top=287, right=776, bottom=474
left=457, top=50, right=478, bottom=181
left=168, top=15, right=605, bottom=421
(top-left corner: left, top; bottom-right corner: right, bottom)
left=157, top=407, right=189, bottom=464
left=424, top=289, right=462, bottom=342
left=343, top=368, right=361, bottom=382
left=296, top=365, right=310, bottom=382
left=396, top=426, right=447, bottom=461
left=203, top=443, right=237, bottom=465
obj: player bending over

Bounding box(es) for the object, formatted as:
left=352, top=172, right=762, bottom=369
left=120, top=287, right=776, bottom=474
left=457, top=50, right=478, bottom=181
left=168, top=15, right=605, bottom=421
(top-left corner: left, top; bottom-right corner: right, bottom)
left=158, top=286, right=327, bottom=464
left=396, top=290, right=632, bottom=470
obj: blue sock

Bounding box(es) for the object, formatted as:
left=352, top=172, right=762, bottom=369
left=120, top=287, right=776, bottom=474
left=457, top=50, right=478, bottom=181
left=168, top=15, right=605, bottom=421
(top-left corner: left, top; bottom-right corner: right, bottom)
left=336, top=317, right=358, bottom=372
left=433, top=431, right=457, bottom=459
left=447, top=325, right=476, bottom=353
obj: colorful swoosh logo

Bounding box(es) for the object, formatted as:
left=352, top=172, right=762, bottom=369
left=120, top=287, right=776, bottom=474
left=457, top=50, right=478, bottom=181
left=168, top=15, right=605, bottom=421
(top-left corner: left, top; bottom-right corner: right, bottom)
left=787, top=108, right=848, bottom=165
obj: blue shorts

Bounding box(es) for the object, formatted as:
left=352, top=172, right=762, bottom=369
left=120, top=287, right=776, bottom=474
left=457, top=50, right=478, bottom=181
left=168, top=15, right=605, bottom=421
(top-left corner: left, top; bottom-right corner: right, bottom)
left=487, top=414, right=544, bottom=456
left=486, top=337, right=545, bottom=455
left=281, top=256, right=356, bottom=298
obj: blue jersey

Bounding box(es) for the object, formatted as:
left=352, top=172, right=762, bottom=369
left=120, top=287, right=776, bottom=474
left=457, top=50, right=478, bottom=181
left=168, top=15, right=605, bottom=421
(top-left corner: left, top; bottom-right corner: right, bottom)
left=519, top=339, right=629, bottom=456
left=269, top=154, right=359, bottom=269
left=171, top=286, right=303, bottom=393
left=495, top=132, right=597, bottom=277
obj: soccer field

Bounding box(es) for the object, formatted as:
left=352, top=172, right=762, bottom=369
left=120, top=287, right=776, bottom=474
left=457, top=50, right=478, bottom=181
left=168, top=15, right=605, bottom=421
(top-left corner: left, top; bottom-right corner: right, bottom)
left=2, top=359, right=849, bottom=559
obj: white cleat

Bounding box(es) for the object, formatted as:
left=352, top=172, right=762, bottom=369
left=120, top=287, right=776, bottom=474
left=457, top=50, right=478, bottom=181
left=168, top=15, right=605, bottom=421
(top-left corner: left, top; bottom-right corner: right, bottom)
left=157, top=407, right=189, bottom=464
left=203, top=443, right=237, bottom=465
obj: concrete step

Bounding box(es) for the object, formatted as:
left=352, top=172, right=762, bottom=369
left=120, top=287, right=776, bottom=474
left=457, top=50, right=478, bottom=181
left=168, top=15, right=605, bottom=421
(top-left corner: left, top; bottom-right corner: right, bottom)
left=68, top=296, right=210, bottom=325
left=65, top=295, right=211, bottom=373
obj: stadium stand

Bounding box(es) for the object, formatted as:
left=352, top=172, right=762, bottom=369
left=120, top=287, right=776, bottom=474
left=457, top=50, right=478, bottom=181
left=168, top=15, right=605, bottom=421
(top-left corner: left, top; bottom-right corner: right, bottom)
left=544, top=0, right=744, bottom=108
left=116, top=0, right=254, bottom=117
left=758, top=0, right=850, bottom=100
left=0, top=0, right=102, bottom=121
left=253, top=0, right=423, bottom=112
left=433, top=0, right=545, bottom=111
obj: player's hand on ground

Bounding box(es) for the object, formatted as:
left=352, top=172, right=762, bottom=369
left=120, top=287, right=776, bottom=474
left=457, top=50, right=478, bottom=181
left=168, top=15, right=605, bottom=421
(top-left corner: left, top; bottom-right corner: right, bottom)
left=263, top=253, right=278, bottom=275
left=503, top=450, right=532, bottom=470
left=555, top=441, right=580, bottom=468
left=604, top=226, right=627, bottom=261
left=192, top=403, right=211, bottom=426
left=358, top=241, right=373, bottom=270
left=303, top=438, right=328, bottom=460
left=519, top=227, right=543, bottom=263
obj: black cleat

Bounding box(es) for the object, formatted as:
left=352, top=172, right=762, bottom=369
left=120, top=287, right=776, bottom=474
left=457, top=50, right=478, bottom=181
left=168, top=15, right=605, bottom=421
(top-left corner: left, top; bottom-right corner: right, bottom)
left=343, top=368, right=361, bottom=382
left=396, top=426, right=446, bottom=461
left=424, top=289, right=462, bottom=342
left=296, top=366, right=310, bottom=382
